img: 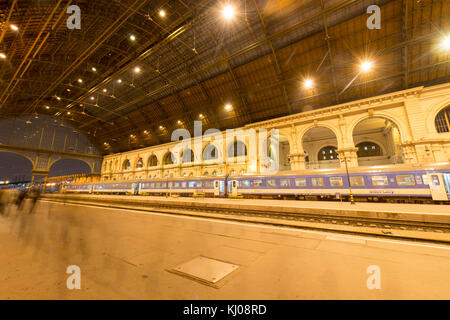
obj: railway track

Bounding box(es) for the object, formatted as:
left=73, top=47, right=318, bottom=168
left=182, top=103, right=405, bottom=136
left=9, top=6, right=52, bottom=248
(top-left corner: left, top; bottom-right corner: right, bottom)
left=41, top=195, right=450, bottom=244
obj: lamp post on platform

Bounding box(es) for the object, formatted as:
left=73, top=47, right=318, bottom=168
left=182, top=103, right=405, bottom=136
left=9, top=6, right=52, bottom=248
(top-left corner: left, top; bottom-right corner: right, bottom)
left=341, top=152, right=355, bottom=205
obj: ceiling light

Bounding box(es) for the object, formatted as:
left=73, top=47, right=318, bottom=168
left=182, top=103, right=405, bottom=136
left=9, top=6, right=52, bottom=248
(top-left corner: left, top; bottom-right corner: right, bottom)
left=360, top=61, right=374, bottom=73
left=91, top=67, right=97, bottom=72
left=303, top=79, right=314, bottom=89
left=56, top=96, right=61, bottom=101
left=67, top=112, right=71, bottom=115
left=77, top=78, right=83, bottom=83
left=143, top=130, right=148, bottom=134
left=90, top=96, right=95, bottom=100
left=199, top=114, right=203, bottom=118
left=117, top=79, right=122, bottom=83
left=225, top=103, right=232, bottom=111
left=66, top=88, right=71, bottom=92
left=159, top=125, right=163, bottom=129
left=0, top=53, right=6, bottom=59
left=134, top=66, right=141, bottom=73
left=10, top=24, right=18, bottom=31
left=130, top=34, right=136, bottom=41
left=223, top=4, right=235, bottom=20
left=102, top=88, right=107, bottom=93
left=45, top=106, right=50, bottom=110
left=441, top=35, right=450, bottom=50
left=159, top=9, right=166, bottom=17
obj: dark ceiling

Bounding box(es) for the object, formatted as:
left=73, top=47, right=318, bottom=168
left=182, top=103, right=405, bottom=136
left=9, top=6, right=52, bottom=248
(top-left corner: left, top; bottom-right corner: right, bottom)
left=0, top=0, right=449, bottom=154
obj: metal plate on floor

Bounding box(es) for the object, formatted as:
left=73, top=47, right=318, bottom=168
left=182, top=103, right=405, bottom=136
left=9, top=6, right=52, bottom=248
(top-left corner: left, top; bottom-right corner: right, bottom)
left=169, top=256, right=239, bottom=288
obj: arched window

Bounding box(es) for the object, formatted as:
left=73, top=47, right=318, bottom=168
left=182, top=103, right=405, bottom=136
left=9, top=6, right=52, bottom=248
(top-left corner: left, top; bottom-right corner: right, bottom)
left=181, top=149, right=194, bottom=163
left=229, top=170, right=236, bottom=176
left=163, top=152, right=174, bottom=165
left=356, top=142, right=382, bottom=157
left=228, top=140, right=247, bottom=157
left=136, top=158, right=144, bottom=169
left=203, top=144, right=218, bottom=160
left=148, top=155, right=158, bottom=167
left=435, top=106, right=450, bottom=133
left=240, top=169, right=246, bottom=175
left=203, top=171, right=209, bottom=176
left=212, top=171, right=217, bottom=176
left=122, top=159, right=131, bottom=170
left=318, top=146, right=338, bottom=161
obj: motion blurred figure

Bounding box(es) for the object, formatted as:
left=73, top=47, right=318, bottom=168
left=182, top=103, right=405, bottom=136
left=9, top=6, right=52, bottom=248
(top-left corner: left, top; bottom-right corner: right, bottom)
left=16, top=188, right=28, bottom=211
left=0, top=189, right=6, bottom=215
left=29, top=185, right=41, bottom=213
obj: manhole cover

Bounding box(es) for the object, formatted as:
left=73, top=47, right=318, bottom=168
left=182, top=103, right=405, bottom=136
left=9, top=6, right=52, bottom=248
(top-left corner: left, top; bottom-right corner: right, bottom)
left=168, top=256, right=239, bottom=288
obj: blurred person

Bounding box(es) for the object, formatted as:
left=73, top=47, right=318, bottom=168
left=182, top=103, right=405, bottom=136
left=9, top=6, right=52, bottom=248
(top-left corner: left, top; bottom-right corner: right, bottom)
left=0, top=189, right=6, bottom=215
left=29, top=185, right=41, bottom=213
left=16, top=188, right=28, bottom=211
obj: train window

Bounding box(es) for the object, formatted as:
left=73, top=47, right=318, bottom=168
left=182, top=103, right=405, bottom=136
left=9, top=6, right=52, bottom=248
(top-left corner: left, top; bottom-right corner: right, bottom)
left=311, top=178, right=324, bottom=187
left=330, top=177, right=343, bottom=186
left=295, top=178, right=307, bottom=187
left=430, top=175, right=440, bottom=186
left=422, top=175, right=430, bottom=185
left=182, top=182, right=187, bottom=188
left=371, top=176, right=389, bottom=186
left=350, top=176, right=365, bottom=186
left=161, top=182, right=167, bottom=188
left=155, top=183, right=160, bottom=188
left=396, top=175, right=415, bottom=186
left=174, top=182, right=180, bottom=187
left=241, top=180, right=250, bottom=187
left=280, top=179, right=290, bottom=187
left=196, top=181, right=202, bottom=188
left=415, top=175, right=423, bottom=184
left=168, top=182, right=172, bottom=188
left=267, top=179, right=276, bottom=187
left=253, top=180, right=263, bottom=187
left=189, top=181, right=196, bottom=188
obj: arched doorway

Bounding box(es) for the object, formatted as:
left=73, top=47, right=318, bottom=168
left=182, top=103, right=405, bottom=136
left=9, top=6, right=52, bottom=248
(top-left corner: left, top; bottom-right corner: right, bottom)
left=263, top=134, right=291, bottom=171
left=302, top=127, right=339, bottom=169
left=352, top=117, right=403, bottom=165
left=0, top=152, right=33, bottom=183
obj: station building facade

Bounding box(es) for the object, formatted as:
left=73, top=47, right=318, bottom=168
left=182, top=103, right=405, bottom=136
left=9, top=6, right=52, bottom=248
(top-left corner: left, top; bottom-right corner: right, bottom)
left=101, top=83, right=450, bottom=181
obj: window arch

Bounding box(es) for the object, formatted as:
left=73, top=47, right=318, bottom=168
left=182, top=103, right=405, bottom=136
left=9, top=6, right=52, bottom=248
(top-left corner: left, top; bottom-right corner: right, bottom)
left=228, top=140, right=247, bottom=157
left=122, top=159, right=131, bottom=170
left=148, top=155, right=158, bottom=167
left=435, top=106, right=450, bottom=133
left=203, top=171, right=209, bottom=176
left=318, top=146, right=338, bottom=161
left=203, top=144, right=218, bottom=160
left=356, top=142, right=382, bottom=157
left=181, top=149, right=194, bottom=163
left=136, top=158, right=144, bottom=169
left=163, top=152, right=175, bottom=165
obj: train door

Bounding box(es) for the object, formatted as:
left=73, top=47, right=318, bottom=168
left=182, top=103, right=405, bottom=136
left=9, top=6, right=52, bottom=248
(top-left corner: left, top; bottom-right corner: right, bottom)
left=231, top=180, right=238, bottom=194
left=214, top=180, right=220, bottom=196
left=427, top=173, right=449, bottom=201
left=133, top=183, right=139, bottom=195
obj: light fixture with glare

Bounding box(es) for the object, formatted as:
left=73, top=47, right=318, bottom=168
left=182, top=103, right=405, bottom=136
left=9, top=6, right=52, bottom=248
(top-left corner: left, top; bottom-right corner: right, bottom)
left=90, top=96, right=95, bottom=100
left=159, top=9, right=166, bottom=17
left=10, top=24, right=18, bottom=31
left=56, top=96, right=61, bottom=101
left=225, top=103, right=232, bottom=111
left=223, top=4, right=235, bottom=20
left=92, top=67, right=97, bottom=72
left=45, top=106, right=50, bottom=110
left=304, top=79, right=314, bottom=89
left=0, top=53, right=6, bottom=59
left=441, top=35, right=450, bottom=51
left=77, top=78, right=83, bottom=83
left=130, top=34, right=136, bottom=41
left=102, top=88, right=107, bottom=93
left=134, top=66, right=141, bottom=73
left=360, top=61, right=374, bottom=73
left=117, top=79, right=122, bottom=83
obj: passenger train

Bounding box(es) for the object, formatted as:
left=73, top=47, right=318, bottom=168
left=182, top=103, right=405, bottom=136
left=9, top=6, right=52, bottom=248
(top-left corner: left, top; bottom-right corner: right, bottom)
left=63, top=164, right=450, bottom=203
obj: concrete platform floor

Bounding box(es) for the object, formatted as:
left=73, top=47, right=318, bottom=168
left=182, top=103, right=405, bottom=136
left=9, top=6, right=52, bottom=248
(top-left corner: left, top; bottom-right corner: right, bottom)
left=0, top=199, right=449, bottom=299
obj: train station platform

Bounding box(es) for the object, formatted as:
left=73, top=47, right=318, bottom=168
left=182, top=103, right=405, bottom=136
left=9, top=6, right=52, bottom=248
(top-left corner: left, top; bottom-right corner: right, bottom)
left=42, top=194, right=450, bottom=242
